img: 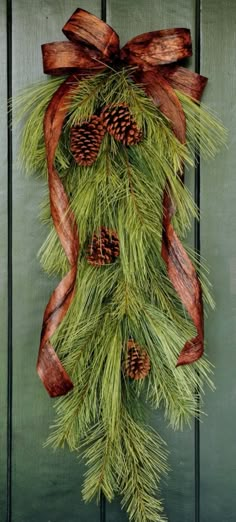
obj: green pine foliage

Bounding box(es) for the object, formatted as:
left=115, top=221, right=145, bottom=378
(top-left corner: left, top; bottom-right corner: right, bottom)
left=14, top=77, right=69, bottom=175
left=17, top=67, right=226, bottom=521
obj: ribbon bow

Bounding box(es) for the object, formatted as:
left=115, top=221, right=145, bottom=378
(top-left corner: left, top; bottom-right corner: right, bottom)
left=37, top=8, right=208, bottom=397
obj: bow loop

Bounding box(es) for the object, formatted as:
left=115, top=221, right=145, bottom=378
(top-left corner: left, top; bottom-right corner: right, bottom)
left=42, top=9, right=120, bottom=76
left=63, top=8, right=120, bottom=59
left=42, top=41, right=105, bottom=76
left=120, top=28, right=192, bottom=69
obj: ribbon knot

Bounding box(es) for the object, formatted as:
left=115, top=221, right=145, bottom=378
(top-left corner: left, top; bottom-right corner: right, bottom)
left=38, top=8, right=208, bottom=397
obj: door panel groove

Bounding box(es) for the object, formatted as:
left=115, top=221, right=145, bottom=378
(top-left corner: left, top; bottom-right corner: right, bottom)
left=194, top=1, right=201, bottom=521
left=6, top=0, right=13, bottom=520
left=100, top=493, right=106, bottom=522
left=100, top=3, right=107, bottom=520
left=101, top=0, right=107, bottom=25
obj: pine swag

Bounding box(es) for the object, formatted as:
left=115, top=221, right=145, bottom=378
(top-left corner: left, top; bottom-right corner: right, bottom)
left=17, top=8, right=227, bottom=522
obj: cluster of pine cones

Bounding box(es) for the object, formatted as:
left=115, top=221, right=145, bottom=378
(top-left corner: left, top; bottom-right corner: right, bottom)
left=70, top=104, right=142, bottom=167
left=72, top=106, right=149, bottom=380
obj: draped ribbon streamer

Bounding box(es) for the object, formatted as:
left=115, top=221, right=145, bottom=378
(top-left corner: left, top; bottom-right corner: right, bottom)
left=38, top=8, right=208, bottom=396
left=37, top=76, right=79, bottom=396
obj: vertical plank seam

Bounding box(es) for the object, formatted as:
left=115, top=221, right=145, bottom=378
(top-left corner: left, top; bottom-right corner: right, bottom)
left=100, top=494, right=106, bottom=522
left=99, top=0, right=106, bottom=515
left=194, top=1, right=201, bottom=521
left=6, top=0, right=13, bottom=521
left=101, top=0, right=107, bottom=25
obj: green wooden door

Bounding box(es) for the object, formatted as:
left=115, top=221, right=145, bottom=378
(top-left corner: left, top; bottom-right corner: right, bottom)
left=1, top=1, right=235, bottom=521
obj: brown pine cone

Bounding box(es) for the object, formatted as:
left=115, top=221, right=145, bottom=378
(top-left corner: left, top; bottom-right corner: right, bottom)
left=87, top=227, right=120, bottom=266
left=70, top=115, right=105, bottom=166
left=101, top=104, right=142, bottom=146
left=124, top=339, right=151, bottom=380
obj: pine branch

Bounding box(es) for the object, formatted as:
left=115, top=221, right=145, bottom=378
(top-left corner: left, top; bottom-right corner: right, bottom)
left=175, top=89, right=228, bottom=159
left=81, top=421, right=118, bottom=503
left=120, top=409, right=168, bottom=522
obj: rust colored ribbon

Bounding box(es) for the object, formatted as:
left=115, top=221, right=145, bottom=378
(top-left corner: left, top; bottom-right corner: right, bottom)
left=38, top=8, right=208, bottom=396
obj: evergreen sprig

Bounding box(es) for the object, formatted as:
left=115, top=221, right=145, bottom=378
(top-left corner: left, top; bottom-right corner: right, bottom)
left=18, top=67, right=226, bottom=521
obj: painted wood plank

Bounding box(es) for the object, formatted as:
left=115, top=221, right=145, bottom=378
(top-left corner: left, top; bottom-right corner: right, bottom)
left=0, top=0, right=8, bottom=519
left=200, top=1, right=236, bottom=521
left=11, top=2, right=101, bottom=521
left=106, top=1, right=197, bottom=521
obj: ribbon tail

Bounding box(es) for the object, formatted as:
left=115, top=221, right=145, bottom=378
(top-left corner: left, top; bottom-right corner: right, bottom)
left=159, top=65, right=208, bottom=101
left=162, top=192, right=204, bottom=365
left=135, top=71, right=204, bottom=366
left=37, top=75, right=80, bottom=397
left=134, top=70, right=186, bottom=141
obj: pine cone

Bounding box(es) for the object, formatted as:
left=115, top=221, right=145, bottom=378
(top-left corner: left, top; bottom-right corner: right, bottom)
left=124, top=339, right=151, bottom=380
left=70, top=115, right=105, bottom=166
left=87, top=227, right=120, bottom=266
left=101, top=104, right=142, bottom=146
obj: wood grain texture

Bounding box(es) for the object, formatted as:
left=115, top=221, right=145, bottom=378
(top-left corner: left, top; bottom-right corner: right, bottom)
left=11, top=1, right=101, bottom=521
left=42, top=41, right=104, bottom=75
left=121, top=28, right=192, bottom=66
left=135, top=69, right=186, bottom=140
left=161, top=65, right=208, bottom=100
left=37, top=76, right=80, bottom=397
left=200, top=1, right=236, bottom=521
left=106, top=1, right=197, bottom=520
left=42, top=8, right=120, bottom=76
left=0, top=0, right=8, bottom=519
left=63, top=8, right=120, bottom=57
